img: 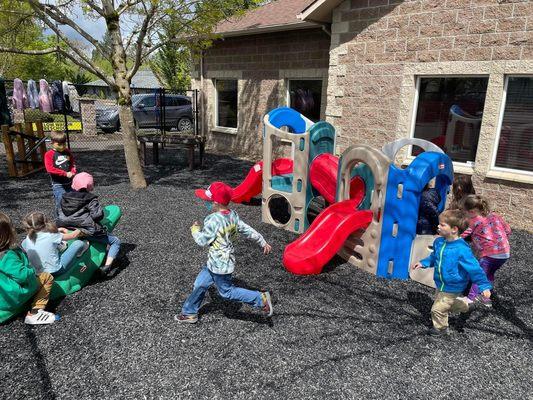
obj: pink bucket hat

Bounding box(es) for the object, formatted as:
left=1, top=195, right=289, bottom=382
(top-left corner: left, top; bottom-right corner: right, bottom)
left=72, top=172, right=94, bottom=192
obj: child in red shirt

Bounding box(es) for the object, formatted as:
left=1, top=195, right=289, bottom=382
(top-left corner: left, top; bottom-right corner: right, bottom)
left=44, top=131, right=76, bottom=216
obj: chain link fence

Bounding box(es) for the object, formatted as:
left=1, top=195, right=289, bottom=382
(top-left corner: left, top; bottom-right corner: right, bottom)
left=1, top=79, right=201, bottom=177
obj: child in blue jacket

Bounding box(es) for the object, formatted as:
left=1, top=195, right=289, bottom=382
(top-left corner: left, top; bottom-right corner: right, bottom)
left=413, top=209, right=492, bottom=336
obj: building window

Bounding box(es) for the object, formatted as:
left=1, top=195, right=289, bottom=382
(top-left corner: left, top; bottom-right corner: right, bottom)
left=411, top=77, right=489, bottom=164
left=493, top=76, right=533, bottom=173
left=288, top=80, right=322, bottom=122
left=215, top=79, right=237, bottom=128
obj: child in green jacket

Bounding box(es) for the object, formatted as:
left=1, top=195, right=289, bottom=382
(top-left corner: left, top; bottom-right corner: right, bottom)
left=0, top=212, right=57, bottom=324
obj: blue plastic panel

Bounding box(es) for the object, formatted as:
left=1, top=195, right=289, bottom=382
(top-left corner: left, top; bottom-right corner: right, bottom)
left=267, top=107, right=307, bottom=134
left=271, top=174, right=294, bottom=193
left=377, top=152, right=453, bottom=280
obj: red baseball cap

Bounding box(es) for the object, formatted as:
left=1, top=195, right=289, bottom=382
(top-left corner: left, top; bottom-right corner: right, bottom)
left=195, top=182, right=233, bottom=205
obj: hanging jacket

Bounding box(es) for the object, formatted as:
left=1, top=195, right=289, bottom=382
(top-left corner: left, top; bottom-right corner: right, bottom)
left=68, top=84, right=80, bottom=113
left=51, top=80, right=64, bottom=112
left=62, top=81, right=71, bottom=112
left=27, top=79, right=40, bottom=109
left=420, top=237, right=492, bottom=293
left=0, top=78, right=11, bottom=126
left=39, top=79, right=53, bottom=112
left=12, top=78, right=27, bottom=110
left=57, top=191, right=106, bottom=236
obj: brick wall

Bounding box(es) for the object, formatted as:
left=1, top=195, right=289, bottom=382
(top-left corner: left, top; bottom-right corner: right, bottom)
left=328, top=0, right=533, bottom=230
left=194, top=28, right=330, bottom=160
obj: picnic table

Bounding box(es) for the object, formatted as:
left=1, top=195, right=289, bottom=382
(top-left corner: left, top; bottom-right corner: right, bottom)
left=138, top=133, right=205, bottom=170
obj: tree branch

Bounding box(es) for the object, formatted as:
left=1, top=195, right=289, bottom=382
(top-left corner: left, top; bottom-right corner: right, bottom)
left=126, top=4, right=156, bottom=80
left=0, top=46, right=58, bottom=55
left=27, top=0, right=108, bottom=58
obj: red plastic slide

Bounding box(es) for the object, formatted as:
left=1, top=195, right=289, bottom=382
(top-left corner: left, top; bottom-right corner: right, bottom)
left=309, top=153, right=365, bottom=205
left=283, top=200, right=373, bottom=275
left=232, top=158, right=293, bottom=203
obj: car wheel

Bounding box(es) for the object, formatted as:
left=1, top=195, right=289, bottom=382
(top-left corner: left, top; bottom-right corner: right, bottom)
left=177, top=117, right=192, bottom=132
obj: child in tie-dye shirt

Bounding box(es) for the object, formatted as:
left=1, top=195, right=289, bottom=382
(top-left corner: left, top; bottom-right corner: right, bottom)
left=462, top=194, right=511, bottom=307
left=175, top=182, right=273, bottom=324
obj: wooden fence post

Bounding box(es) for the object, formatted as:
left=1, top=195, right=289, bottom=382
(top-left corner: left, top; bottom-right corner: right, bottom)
left=1, top=125, right=17, bottom=177
left=14, top=123, right=29, bottom=175
left=25, top=122, right=38, bottom=173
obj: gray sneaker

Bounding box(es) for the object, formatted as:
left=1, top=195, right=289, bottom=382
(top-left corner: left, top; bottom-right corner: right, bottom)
left=174, top=314, right=198, bottom=324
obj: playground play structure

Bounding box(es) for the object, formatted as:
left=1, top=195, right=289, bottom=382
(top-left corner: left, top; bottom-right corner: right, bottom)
left=230, top=107, right=453, bottom=286
left=1, top=122, right=47, bottom=177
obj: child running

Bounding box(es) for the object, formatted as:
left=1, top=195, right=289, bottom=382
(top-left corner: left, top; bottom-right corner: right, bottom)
left=21, top=212, right=87, bottom=277
left=175, top=181, right=273, bottom=324
left=0, top=212, right=57, bottom=324
left=462, top=194, right=511, bottom=307
left=413, top=209, right=492, bottom=336
left=57, top=172, right=121, bottom=275
left=44, top=131, right=77, bottom=216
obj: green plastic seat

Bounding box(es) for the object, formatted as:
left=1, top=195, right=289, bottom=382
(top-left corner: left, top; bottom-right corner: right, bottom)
left=0, top=205, right=122, bottom=323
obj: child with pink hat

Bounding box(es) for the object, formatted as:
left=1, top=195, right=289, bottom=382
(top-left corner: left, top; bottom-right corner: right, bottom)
left=175, top=181, right=273, bottom=324
left=57, top=172, right=121, bottom=275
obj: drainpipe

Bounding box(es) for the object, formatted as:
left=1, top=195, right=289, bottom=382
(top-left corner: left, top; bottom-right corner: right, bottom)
left=200, top=50, right=206, bottom=139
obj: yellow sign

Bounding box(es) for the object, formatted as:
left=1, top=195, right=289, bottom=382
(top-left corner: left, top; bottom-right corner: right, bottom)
left=32, top=121, right=83, bottom=131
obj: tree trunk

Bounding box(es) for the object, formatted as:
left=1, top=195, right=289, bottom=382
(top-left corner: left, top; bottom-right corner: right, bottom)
left=107, top=13, right=147, bottom=189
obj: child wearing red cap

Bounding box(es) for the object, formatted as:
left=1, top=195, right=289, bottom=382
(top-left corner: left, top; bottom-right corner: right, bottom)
left=175, top=181, right=273, bottom=324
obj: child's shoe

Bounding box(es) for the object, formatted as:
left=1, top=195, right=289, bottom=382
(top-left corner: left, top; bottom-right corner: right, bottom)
left=475, top=295, right=492, bottom=308
left=174, top=314, right=198, bottom=324
left=428, top=327, right=449, bottom=336
left=261, top=292, right=273, bottom=317
left=57, top=241, right=68, bottom=252
left=77, top=240, right=90, bottom=257
left=24, top=309, right=57, bottom=325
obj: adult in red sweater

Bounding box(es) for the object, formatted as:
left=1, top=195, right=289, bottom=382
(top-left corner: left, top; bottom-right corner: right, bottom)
left=44, top=131, right=77, bottom=216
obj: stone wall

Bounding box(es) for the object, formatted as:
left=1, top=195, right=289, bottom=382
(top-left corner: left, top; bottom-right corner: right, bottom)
left=328, top=0, right=533, bottom=230
left=193, top=28, right=330, bottom=160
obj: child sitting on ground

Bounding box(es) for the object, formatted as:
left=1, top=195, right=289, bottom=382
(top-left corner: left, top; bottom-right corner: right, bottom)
left=0, top=212, right=57, bottom=324
left=44, top=131, right=77, bottom=216
left=412, top=209, right=492, bottom=336
left=21, top=211, right=87, bottom=277
left=462, top=194, right=511, bottom=307
left=57, top=172, right=121, bottom=275
left=416, top=180, right=441, bottom=235
left=175, top=181, right=273, bottom=324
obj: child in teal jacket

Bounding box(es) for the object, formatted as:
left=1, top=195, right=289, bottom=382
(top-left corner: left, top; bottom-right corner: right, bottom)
left=413, top=209, right=492, bottom=336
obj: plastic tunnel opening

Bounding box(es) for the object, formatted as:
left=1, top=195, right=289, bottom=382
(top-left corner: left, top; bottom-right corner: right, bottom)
left=306, top=196, right=326, bottom=225
left=267, top=194, right=292, bottom=226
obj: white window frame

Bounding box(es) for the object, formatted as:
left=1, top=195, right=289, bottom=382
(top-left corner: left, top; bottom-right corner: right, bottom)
left=214, top=78, right=238, bottom=132
left=408, top=75, right=489, bottom=171
left=489, top=75, right=533, bottom=177
left=286, top=78, right=324, bottom=120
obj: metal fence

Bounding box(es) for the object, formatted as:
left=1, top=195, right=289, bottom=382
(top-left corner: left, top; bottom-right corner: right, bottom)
left=1, top=79, right=201, bottom=174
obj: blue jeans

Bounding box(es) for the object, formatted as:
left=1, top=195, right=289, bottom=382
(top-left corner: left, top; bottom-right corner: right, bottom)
left=182, top=267, right=264, bottom=316
left=53, top=239, right=85, bottom=277
left=87, top=234, right=121, bottom=259
left=52, top=183, right=72, bottom=216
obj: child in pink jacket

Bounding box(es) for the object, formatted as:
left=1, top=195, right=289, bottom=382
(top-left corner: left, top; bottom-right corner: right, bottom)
left=462, top=194, right=511, bottom=307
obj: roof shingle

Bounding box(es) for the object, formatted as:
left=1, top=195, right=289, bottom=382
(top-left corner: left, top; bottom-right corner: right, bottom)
left=216, top=0, right=318, bottom=35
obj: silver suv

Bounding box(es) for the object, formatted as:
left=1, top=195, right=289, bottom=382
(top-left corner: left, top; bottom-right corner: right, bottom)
left=96, top=93, right=193, bottom=133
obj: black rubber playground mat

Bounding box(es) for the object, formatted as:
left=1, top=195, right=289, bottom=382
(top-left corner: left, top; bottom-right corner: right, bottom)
left=0, top=151, right=532, bottom=399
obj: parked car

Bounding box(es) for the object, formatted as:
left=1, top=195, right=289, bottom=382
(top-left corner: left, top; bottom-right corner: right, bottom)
left=96, top=93, right=193, bottom=133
